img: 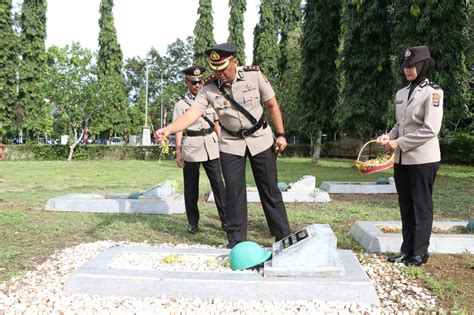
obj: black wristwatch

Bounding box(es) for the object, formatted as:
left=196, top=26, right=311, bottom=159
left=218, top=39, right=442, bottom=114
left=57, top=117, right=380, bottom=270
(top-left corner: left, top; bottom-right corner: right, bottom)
left=276, top=132, right=286, bottom=139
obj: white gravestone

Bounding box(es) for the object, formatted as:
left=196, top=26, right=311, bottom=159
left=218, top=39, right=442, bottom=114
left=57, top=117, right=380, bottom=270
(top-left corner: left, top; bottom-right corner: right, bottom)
left=45, top=180, right=184, bottom=214
left=207, top=175, right=331, bottom=203
left=264, top=224, right=345, bottom=277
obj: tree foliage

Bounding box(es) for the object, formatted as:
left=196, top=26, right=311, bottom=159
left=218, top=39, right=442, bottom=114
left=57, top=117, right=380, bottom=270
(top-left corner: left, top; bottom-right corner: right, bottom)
left=300, top=0, right=341, bottom=160
left=228, top=0, right=246, bottom=65
left=278, top=0, right=302, bottom=75
left=43, top=43, right=117, bottom=160
left=193, top=0, right=215, bottom=68
left=18, top=0, right=49, bottom=139
left=0, top=0, right=19, bottom=141
left=337, top=0, right=393, bottom=140
left=97, top=0, right=130, bottom=137
left=253, top=0, right=279, bottom=81
left=391, top=0, right=471, bottom=132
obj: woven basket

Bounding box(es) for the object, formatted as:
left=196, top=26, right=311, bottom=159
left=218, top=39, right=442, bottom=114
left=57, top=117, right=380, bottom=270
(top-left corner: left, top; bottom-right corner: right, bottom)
left=355, top=140, right=394, bottom=174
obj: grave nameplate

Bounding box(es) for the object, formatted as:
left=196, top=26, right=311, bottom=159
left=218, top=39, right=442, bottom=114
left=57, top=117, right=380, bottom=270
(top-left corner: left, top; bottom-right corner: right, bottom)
left=264, top=224, right=345, bottom=277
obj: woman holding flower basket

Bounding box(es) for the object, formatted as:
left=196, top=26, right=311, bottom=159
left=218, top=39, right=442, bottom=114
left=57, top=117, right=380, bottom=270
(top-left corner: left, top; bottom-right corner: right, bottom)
left=377, top=45, right=443, bottom=266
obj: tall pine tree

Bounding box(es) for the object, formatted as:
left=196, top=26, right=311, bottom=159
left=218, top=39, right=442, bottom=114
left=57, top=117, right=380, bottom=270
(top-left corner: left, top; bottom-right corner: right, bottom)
left=300, top=0, right=341, bottom=161
left=253, top=0, right=279, bottom=82
left=0, top=0, right=19, bottom=141
left=97, top=0, right=130, bottom=137
left=19, top=0, right=50, bottom=140
left=337, top=0, right=393, bottom=140
left=193, top=0, right=215, bottom=68
left=391, top=0, right=471, bottom=131
left=227, top=0, right=246, bottom=65
left=279, top=0, right=301, bottom=76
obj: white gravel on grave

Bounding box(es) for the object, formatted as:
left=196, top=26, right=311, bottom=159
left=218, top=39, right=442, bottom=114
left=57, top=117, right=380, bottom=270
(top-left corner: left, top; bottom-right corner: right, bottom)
left=0, top=241, right=442, bottom=314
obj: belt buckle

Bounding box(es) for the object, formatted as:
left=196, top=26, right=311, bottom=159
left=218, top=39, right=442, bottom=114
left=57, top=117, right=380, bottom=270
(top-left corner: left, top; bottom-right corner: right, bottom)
left=240, top=129, right=250, bottom=138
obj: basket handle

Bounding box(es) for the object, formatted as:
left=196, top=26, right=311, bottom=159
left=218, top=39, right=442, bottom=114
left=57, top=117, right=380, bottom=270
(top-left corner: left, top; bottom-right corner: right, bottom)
left=357, top=140, right=378, bottom=162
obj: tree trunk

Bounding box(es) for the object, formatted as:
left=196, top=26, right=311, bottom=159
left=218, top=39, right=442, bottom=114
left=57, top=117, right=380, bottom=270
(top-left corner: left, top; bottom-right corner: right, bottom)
left=311, top=126, right=322, bottom=163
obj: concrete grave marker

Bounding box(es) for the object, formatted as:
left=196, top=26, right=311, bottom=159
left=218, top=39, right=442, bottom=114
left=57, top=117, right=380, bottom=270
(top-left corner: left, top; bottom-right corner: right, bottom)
left=320, top=177, right=397, bottom=194
left=264, top=224, right=345, bottom=277
left=45, top=181, right=184, bottom=214
left=208, top=175, right=331, bottom=203
left=350, top=221, right=474, bottom=253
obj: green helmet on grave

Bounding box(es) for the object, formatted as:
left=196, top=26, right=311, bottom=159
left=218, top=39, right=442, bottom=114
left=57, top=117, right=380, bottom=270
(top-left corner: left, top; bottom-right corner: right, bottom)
left=230, top=241, right=272, bottom=271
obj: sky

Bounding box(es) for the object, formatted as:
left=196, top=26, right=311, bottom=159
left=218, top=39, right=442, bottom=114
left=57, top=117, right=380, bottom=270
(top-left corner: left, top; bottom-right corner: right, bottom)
left=15, top=0, right=261, bottom=63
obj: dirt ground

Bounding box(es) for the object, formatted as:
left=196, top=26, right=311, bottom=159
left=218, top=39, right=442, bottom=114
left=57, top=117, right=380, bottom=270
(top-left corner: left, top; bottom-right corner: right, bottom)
left=421, top=254, right=474, bottom=313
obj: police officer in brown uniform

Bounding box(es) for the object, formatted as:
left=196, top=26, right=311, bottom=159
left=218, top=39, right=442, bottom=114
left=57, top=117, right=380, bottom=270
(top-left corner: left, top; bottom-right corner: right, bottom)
left=173, top=65, right=227, bottom=234
left=156, top=43, right=291, bottom=248
left=378, top=45, right=443, bottom=266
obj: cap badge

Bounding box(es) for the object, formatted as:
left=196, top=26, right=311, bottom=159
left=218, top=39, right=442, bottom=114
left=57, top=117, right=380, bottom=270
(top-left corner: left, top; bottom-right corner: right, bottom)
left=210, top=51, right=220, bottom=61
left=405, top=49, right=411, bottom=58
left=193, top=68, right=201, bottom=75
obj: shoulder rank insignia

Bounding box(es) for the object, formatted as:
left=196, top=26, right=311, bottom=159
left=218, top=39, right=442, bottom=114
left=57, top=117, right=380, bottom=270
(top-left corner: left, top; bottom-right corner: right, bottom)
left=204, top=75, right=217, bottom=85
left=429, top=81, right=441, bottom=90
left=243, top=65, right=260, bottom=72
left=432, top=93, right=441, bottom=107
left=420, top=81, right=428, bottom=88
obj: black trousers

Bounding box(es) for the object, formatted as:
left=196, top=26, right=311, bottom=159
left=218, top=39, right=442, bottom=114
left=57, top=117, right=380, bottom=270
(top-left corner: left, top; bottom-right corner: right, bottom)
left=394, top=162, right=440, bottom=256
left=183, top=158, right=226, bottom=226
left=220, top=146, right=290, bottom=243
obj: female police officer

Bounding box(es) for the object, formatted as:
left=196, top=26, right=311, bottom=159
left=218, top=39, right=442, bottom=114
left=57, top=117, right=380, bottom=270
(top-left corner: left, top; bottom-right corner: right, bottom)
left=377, top=45, right=443, bottom=266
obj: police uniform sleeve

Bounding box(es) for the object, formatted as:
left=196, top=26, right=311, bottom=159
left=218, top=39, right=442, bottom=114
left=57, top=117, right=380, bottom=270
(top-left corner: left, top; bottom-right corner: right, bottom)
left=257, top=71, right=275, bottom=103
left=397, top=89, right=444, bottom=152
left=191, top=88, right=208, bottom=114
left=172, top=101, right=181, bottom=122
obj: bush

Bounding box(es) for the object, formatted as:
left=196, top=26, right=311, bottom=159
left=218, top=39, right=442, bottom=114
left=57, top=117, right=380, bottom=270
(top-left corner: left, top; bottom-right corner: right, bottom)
left=440, top=132, right=474, bottom=165
left=3, top=144, right=175, bottom=161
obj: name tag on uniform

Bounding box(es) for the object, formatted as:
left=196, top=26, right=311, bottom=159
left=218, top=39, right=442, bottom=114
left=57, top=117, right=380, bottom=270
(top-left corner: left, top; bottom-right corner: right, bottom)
left=396, top=100, right=403, bottom=104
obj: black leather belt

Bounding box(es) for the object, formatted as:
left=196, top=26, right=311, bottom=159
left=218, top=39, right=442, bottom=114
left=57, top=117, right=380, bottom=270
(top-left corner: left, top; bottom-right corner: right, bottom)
left=221, top=117, right=267, bottom=138
left=185, top=127, right=214, bottom=137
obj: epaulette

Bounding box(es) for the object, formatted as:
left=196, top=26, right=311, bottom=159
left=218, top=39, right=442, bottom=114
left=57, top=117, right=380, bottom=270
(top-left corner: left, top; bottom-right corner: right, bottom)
left=429, top=81, right=441, bottom=90
left=243, top=65, right=260, bottom=72
left=204, top=75, right=216, bottom=85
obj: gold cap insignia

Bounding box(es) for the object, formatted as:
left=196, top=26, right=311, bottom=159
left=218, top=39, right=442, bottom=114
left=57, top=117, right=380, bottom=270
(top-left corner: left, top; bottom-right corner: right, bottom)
left=210, top=51, right=220, bottom=61
left=193, top=68, right=201, bottom=75
left=405, top=49, right=411, bottom=58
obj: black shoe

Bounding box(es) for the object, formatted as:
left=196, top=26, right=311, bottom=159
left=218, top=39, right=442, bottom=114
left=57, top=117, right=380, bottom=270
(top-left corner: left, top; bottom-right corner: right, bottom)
left=387, top=252, right=410, bottom=263
left=188, top=224, right=198, bottom=235
left=226, top=241, right=241, bottom=249
left=404, top=253, right=429, bottom=266
left=221, top=223, right=228, bottom=232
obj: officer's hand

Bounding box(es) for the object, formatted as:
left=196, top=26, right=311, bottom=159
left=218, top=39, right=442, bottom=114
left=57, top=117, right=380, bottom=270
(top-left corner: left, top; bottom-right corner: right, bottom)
left=175, top=151, right=185, bottom=168
left=376, top=134, right=390, bottom=145
left=275, top=136, right=287, bottom=156
left=387, top=140, right=398, bottom=150
left=154, top=128, right=170, bottom=143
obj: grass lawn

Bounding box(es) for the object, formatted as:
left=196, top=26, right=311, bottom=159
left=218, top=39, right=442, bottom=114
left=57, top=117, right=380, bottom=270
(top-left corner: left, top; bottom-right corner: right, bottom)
left=0, top=158, right=473, bottom=312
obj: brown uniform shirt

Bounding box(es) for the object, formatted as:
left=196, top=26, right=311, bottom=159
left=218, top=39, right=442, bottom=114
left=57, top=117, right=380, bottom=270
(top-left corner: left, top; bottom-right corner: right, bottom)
left=192, top=66, right=274, bottom=156
left=173, top=91, right=220, bottom=162
left=388, top=79, right=444, bottom=165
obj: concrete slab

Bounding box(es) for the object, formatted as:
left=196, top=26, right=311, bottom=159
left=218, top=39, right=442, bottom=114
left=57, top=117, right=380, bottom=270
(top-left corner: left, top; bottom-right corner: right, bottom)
left=350, top=221, right=473, bottom=253
left=65, top=246, right=379, bottom=305
left=208, top=187, right=331, bottom=203
left=45, top=193, right=185, bottom=214
left=320, top=181, right=397, bottom=194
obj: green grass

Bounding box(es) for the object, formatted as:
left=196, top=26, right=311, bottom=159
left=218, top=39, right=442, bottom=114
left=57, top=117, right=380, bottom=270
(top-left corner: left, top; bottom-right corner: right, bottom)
left=0, top=158, right=473, bottom=310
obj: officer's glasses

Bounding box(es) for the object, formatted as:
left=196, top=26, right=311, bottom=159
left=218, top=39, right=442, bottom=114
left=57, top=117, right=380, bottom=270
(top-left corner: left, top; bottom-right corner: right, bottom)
left=190, top=80, right=204, bottom=86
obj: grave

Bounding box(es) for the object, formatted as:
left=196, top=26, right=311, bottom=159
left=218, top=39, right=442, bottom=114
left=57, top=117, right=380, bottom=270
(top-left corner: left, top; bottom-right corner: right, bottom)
left=65, top=228, right=379, bottom=304
left=320, top=177, right=397, bottom=194
left=45, top=181, right=185, bottom=214
left=264, top=224, right=345, bottom=277
left=350, top=221, right=473, bottom=253
left=207, top=175, right=331, bottom=203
